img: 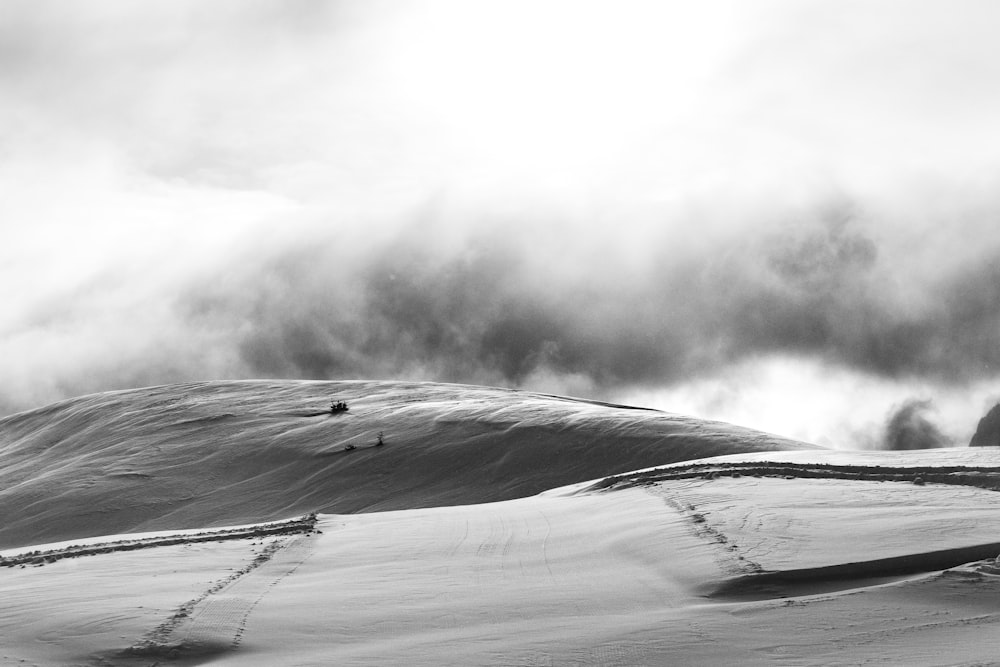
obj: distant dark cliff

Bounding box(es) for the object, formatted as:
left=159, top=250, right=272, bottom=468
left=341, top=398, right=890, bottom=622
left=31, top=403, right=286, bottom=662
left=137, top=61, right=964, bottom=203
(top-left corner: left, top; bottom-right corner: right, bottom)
left=970, top=403, right=1000, bottom=447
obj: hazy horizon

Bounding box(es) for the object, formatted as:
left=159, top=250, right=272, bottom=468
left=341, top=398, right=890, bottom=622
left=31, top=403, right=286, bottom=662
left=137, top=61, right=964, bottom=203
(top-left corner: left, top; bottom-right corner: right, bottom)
left=3, top=0, right=1000, bottom=447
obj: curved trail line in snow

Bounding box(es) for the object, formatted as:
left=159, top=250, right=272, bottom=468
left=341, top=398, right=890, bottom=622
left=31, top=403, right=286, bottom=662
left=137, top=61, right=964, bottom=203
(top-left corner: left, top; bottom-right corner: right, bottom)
left=0, top=515, right=318, bottom=568
left=593, top=460, right=1000, bottom=493
left=596, top=461, right=1000, bottom=602
left=121, top=531, right=317, bottom=663
left=661, top=493, right=765, bottom=578
left=180, top=533, right=315, bottom=650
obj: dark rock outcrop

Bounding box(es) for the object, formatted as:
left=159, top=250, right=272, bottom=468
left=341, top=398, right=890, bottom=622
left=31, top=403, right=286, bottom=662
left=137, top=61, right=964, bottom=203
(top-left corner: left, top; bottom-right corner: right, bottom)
left=970, top=403, right=1000, bottom=447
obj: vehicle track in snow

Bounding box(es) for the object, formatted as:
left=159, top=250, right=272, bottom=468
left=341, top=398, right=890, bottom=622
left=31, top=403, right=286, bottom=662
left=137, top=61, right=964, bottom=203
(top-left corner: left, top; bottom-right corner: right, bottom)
left=594, top=460, right=1000, bottom=494
left=82, top=517, right=321, bottom=665
left=117, top=532, right=317, bottom=664
left=178, top=534, right=315, bottom=650
left=0, top=515, right=317, bottom=569
left=602, top=462, right=1000, bottom=602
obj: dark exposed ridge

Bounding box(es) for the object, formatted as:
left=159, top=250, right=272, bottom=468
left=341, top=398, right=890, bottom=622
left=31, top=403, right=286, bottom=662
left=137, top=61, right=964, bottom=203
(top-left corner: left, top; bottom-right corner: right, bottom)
left=970, top=403, right=1000, bottom=448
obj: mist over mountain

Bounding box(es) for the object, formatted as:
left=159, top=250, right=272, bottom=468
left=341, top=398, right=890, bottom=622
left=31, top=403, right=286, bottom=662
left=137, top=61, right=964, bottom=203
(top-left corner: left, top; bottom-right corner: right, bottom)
left=2, top=0, right=1000, bottom=445
left=5, top=198, right=1000, bottom=449
left=4, top=4, right=1000, bottom=664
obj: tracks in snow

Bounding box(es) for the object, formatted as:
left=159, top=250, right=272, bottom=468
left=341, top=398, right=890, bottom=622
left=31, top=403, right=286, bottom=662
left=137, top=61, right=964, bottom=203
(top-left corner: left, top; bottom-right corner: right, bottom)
left=661, top=493, right=765, bottom=579
left=0, top=515, right=318, bottom=569
left=0, top=514, right=325, bottom=665
left=601, top=461, right=1000, bottom=602
left=180, top=534, right=314, bottom=650
left=594, top=460, right=1000, bottom=494
left=120, top=530, right=317, bottom=663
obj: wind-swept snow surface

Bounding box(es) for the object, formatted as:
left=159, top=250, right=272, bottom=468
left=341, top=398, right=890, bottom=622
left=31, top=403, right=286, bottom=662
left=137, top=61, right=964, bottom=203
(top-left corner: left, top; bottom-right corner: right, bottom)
left=3, top=451, right=1000, bottom=665
left=3, top=382, right=999, bottom=664
left=0, top=380, right=813, bottom=549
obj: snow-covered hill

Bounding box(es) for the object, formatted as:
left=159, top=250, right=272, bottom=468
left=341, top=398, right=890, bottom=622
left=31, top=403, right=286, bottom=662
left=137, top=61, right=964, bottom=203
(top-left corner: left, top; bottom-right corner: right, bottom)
left=3, top=448, right=1000, bottom=665
left=6, top=381, right=1000, bottom=665
left=0, top=380, right=813, bottom=549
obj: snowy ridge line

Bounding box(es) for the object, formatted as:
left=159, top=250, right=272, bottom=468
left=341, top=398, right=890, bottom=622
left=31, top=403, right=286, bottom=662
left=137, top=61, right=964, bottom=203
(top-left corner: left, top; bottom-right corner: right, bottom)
left=591, top=461, right=1000, bottom=492
left=0, top=514, right=318, bottom=568
left=706, top=541, right=1000, bottom=601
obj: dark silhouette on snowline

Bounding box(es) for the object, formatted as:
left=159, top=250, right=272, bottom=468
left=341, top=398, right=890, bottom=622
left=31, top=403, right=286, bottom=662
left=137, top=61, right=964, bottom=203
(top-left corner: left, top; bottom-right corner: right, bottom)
left=330, top=400, right=348, bottom=413
left=970, top=403, right=1000, bottom=447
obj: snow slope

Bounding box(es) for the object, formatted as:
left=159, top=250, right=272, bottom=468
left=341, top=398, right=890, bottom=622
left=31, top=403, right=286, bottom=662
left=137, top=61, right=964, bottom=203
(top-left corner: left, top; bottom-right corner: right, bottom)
left=0, top=380, right=813, bottom=549
left=3, top=452, right=1000, bottom=666
left=4, top=382, right=1000, bottom=665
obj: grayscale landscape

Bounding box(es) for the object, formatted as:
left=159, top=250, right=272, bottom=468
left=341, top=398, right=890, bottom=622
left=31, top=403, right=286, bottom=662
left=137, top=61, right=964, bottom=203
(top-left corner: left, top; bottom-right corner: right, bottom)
left=2, top=1, right=1000, bottom=665
left=2, top=381, right=1000, bottom=665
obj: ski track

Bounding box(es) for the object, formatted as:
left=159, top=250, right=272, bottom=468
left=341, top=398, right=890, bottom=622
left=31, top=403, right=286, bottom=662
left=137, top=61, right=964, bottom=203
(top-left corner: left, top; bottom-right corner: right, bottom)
left=626, top=463, right=1000, bottom=602
left=120, top=531, right=316, bottom=663
left=538, top=509, right=555, bottom=580
left=660, top=493, right=763, bottom=578
left=131, top=535, right=312, bottom=656
left=180, top=535, right=315, bottom=650
left=604, top=458, right=1000, bottom=589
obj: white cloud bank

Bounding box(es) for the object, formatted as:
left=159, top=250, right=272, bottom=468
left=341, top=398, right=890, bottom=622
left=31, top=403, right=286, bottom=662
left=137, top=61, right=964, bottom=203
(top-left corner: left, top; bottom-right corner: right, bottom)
left=2, top=0, right=1000, bottom=446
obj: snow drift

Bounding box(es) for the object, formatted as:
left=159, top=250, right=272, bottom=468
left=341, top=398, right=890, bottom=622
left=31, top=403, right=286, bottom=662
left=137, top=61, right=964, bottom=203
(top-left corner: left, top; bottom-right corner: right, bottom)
left=0, top=380, right=813, bottom=549
left=4, top=448, right=1000, bottom=665
left=4, top=381, right=1000, bottom=665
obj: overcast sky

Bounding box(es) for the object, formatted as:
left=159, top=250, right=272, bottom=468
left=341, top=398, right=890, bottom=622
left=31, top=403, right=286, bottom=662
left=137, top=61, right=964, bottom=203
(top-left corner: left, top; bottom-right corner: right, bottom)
left=3, top=0, right=1000, bottom=448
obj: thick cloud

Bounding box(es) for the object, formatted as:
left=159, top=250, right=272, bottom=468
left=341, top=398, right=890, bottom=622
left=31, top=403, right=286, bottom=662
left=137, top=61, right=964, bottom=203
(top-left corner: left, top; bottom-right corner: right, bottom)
left=2, top=0, right=1000, bottom=447
left=880, top=399, right=952, bottom=450
left=4, top=183, right=1000, bottom=437
left=157, top=197, right=1000, bottom=399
